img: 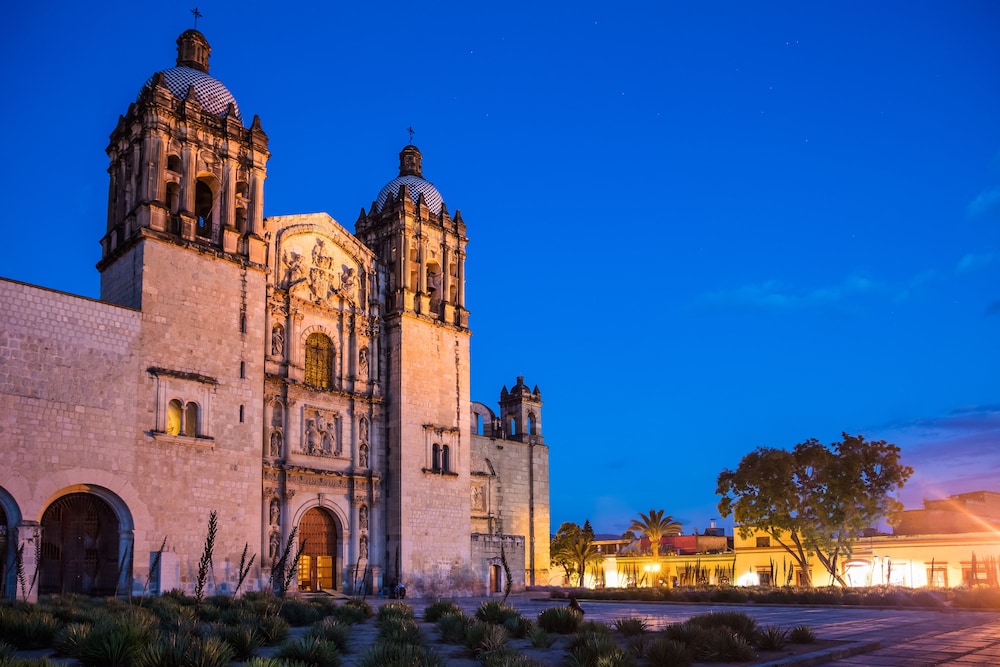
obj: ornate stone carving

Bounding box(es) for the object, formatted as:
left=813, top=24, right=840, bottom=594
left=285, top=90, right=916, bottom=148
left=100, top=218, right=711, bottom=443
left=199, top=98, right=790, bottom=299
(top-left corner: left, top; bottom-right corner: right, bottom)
left=359, top=504, right=368, bottom=530
left=269, top=429, right=282, bottom=457
left=303, top=408, right=340, bottom=456
left=269, top=497, right=280, bottom=526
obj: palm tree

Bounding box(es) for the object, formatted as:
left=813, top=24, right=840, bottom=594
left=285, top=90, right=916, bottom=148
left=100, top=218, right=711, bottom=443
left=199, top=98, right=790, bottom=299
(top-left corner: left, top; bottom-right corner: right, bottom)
left=628, top=509, right=682, bottom=583
left=562, top=532, right=601, bottom=587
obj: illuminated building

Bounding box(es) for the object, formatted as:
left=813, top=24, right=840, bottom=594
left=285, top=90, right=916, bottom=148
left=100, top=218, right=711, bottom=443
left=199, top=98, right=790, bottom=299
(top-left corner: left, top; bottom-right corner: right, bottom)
left=0, top=29, right=549, bottom=600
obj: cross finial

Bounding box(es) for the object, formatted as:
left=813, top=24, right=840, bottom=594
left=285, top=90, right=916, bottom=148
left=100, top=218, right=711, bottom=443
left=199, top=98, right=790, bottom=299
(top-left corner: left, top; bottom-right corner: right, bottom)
left=407, top=126, right=415, bottom=144
left=190, top=7, right=203, bottom=28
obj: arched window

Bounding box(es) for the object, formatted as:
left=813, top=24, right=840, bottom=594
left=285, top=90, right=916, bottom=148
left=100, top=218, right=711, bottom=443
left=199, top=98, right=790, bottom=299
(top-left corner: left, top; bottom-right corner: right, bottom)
left=527, top=412, right=536, bottom=435
left=165, top=182, right=180, bottom=215
left=432, top=443, right=441, bottom=472
left=184, top=402, right=199, bottom=437
left=508, top=416, right=517, bottom=436
left=166, top=155, right=181, bottom=172
left=195, top=180, right=214, bottom=238
left=304, top=333, right=334, bottom=389
left=167, top=399, right=182, bottom=435
left=442, top=445, right=451, bottom=472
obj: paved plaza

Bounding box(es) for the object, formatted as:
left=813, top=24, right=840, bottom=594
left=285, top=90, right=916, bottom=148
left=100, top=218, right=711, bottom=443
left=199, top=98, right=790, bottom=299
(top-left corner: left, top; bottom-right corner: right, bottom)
left=410, top=594, right=1000, bottom=666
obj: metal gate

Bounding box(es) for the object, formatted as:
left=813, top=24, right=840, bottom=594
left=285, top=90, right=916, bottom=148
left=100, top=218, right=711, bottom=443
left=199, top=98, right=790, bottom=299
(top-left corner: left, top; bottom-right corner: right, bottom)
left=39, top=493, right=120, bottom=596
left=298, top=508, right=336, bottom=591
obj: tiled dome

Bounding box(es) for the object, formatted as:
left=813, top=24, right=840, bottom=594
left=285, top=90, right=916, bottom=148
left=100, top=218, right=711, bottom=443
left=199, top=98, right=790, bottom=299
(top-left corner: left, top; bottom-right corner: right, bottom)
left=141, top=66, right=242, bottom=120
left=376, top=145, right=445, bottom=213
left=376, top=175, right=444, bottom=213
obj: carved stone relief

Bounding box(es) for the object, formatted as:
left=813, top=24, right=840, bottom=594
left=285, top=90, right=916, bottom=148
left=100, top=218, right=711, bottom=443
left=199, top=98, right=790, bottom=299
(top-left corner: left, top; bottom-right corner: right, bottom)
left=302, top=408, right=340, bottom=456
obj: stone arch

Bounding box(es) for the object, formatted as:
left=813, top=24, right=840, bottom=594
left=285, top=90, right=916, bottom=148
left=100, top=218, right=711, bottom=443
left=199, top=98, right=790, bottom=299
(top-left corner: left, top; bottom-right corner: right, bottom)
left=293, top=504, right=344, bottom=593
left=470, top=402, right=495, bottom=436
left=38, top=485, right=134, bottom=596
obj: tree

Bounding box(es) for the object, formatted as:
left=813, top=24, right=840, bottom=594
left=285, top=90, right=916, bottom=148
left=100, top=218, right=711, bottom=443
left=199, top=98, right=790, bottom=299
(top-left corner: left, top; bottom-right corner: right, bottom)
left=627, top=509, right=682, bottom=582
left=550, top=521, right=600, bottom=587
left=717, top=433, right=913, bottom=587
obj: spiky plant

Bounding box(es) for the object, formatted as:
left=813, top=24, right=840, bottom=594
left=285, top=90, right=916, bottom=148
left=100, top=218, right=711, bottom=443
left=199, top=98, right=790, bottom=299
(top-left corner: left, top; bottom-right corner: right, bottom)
left=756, top=624, right=789, bottom=650
left=194, top=511, right=218, bottom=609
left=306, top=618, right=351, bottom=652
left=424, top=600, right=462, bottom=622
left=275, top=635, right=341, bottom=666
left=788, top=624, right=816, bottom=644
left=233, top=542, right=257, bottom=598
left=645, top=637, right=691, bottom=667
left=537, top=606, right=582, bottom=633
left=613, top=617, right=647, bottom=637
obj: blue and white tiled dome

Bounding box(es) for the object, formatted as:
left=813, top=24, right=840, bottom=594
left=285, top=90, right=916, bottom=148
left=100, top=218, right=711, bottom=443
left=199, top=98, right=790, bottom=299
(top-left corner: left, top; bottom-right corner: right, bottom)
left=139, top=30, right=241, bottom=121
left=141, top=66, right=242, bottom=120
left=143, top=67, right=243, bottom=120
left=376, top=175, right=444, bottom=213
left=376, top=145, right=446, bottom=213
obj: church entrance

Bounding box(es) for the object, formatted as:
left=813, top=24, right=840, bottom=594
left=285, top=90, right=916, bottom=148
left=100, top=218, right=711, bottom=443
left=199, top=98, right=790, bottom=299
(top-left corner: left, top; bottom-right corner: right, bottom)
left=39, top=493, right=121, bottom=596
left=297, top=508, right=337, bottom=592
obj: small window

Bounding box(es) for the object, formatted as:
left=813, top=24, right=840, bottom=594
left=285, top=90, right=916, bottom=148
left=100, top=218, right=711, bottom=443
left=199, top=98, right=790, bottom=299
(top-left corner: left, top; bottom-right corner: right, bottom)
left=166, top=155, right=181, bottom=172
left=756, top=536, right=771, bottom=548
left=240, top=361, right=246, bottom=378
left=167, top=399, right=182, bottom=435
left=442, top=445, right=451, bottom=472
left=239, top=405, right=244, bottom=423
left=184, top=402, right=199, bottom=437
left=432, top=443, right=441, bottom=472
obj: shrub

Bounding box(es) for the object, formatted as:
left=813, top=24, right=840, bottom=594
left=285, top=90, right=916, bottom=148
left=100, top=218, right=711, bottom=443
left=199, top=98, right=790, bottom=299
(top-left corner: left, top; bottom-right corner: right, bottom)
left=0, top=610, right=62, bottom=650
left=661, top=622, right=709, bottom=647
left=279, top=600, right=323, bottom=626
left=306, top=618, right=351, bottom=653
left=184, top=635, right=236, bottom=667
left=344, top=598, right=373, bottom=618
left=424, top=600, right=462, bottom=622
left=358, top=642, right=444, bottom=667
left=613, top=617, right=647, bottom=636
left=788, top=625, right=816, bottom=644
left=135, top=633, right=194, bottom=667
left=377, top=601, right=414, bottom=623
left=437, top=612, right=472, bottom=644
left=691, top=629, right=756, bottom=662
left=645, top=637, right=691, bottom=667
left=537, top=606, right=582, bottom=633
left=377, top=616, right=425, bottom=646
left=211, top=622, right=263, bottom=660
left=470, top=623, right=509, bottom=656
left=52, top=622, right=91, bottom=657
left=567, top=632, right=636, bottom=667
left=276, top=635, right=341, bottom=666
left=756, top=625, right=788, bottom=650
left=529, top=626, right=554, bottom=648
left=251, top=613, right=289, bottom=645
left=481, top=646, right=545, bottom=667
left=686, top=610, right=757, bottom=641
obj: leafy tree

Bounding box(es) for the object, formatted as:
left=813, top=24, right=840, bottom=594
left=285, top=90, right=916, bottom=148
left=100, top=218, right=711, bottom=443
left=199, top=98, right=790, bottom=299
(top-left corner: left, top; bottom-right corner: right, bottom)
left=717, top=433, right=913, bottom=587
left=550, top=521, right=600, bottom=587
left=627, top=509, right=681, bottom=582
left=620, top=530, right=637, bottom=541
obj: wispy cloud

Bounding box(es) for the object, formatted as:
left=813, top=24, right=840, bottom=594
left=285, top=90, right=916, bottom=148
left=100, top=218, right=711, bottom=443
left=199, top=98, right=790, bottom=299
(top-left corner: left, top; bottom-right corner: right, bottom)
left=955, top=251, right=1000, bottom=274
left=967, top=187, right=1000, bottom=221
left=873, top=406, right=1000, bottom=508
left=697, top=273, right=898, bottom=311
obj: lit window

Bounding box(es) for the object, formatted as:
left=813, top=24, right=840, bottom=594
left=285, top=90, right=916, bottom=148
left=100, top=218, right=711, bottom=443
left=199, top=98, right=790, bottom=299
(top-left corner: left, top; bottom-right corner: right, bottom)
left=304, top=333, right=334, bottom=388
left=167, top=399, right=182, bottom=435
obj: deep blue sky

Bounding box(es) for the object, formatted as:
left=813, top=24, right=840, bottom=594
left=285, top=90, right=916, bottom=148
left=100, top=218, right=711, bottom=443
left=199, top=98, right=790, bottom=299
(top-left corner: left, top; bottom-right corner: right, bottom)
left=2, top=1, right=998, bottom=535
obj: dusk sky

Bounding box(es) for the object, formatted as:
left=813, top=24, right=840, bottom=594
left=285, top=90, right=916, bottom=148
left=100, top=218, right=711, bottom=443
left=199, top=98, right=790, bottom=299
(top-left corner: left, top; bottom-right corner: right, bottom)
left=2, top=1, right=998, bottom=536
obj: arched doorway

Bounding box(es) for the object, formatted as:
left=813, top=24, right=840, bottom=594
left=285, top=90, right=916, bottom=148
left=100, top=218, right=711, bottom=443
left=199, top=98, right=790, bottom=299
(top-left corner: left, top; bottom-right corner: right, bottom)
left=39, top=493, right=122, bottom=596
left=297, top=508, right=337, bottom=592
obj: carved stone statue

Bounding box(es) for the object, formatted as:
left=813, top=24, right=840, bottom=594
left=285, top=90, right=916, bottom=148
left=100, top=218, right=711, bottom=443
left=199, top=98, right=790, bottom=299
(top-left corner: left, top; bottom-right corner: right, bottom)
left=358, top=347, right=369, bottom=378
left=359, top=504, right=368, bottom=530
left=269, top=531, right=280, bottom=561
left=269, top=430, right=282, bottom=457
left=359, top=535, right=368, bottom=560
left=472, top=485, right=484, bottom=512
left=359, top=418, right=368, bottom=442
left=359, top=444, right=369, bottom=468
left=271, top=324, right=284, bottom=356
left=305, top=419, right=319, bottom=453
left=269, top=498, right=280, bottom=526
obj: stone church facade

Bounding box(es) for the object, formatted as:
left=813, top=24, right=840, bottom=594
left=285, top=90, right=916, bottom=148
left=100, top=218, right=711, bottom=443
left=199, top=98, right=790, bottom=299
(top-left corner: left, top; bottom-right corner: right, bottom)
left=0, top=29, right=549, bottom=600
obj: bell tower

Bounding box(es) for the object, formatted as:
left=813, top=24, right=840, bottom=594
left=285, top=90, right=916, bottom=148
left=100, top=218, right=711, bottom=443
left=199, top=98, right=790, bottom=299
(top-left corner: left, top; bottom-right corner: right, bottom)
left=356, top=145, right=473, bottom=593
left=98, top=29, right=269, bottom=308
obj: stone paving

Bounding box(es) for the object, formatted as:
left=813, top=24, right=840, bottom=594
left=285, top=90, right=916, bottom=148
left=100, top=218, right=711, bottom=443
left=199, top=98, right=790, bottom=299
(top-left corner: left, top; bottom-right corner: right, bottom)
left=396, top=594, right=1000, bottom=666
